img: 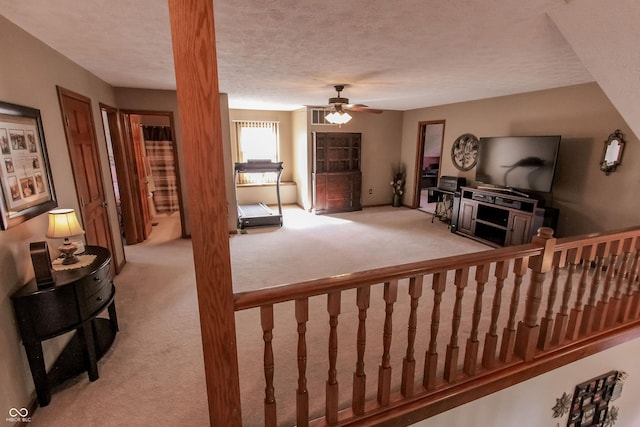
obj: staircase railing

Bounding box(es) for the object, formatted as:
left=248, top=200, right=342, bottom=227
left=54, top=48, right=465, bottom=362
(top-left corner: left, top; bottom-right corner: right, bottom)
left=233, top=227, right=640, bottom=426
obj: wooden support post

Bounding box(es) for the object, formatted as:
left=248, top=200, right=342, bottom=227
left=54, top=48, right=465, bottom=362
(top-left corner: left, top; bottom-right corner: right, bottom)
left=445, top=268, right=469, bottom=382
left=326, top=291, right=341, bottom=425
left=499, top=258, right=527, bottom=363
left=295, top=298, right=309, bottom=427
left=483, top=261, right=509, bottom=369
left=594, top=241, right=619, bottom=331
left=424, top=273, right=446, bottom=389
left=378, top=281, right=398, bottom=406
left=515, top=228, right=555, bottom=361
left=581, top=245, right=608, bottom=335
left=607, top=239, right=631, bottom=327
left=538, top=251, right=565, bottom=350
left=401, top=276, right=423, bottom=397
left=168, top=1, right=241, bottom=425
left=464, top=264, right=489, bottom=376
left=352, top=286, right=370, bottom=415
left=261, top=306, right=277, bottom=427
left=552, top=248, right=581, bottom=345
left=566, top=246, right=594, bottom=340
left=619, top=238, right=640, bottom=323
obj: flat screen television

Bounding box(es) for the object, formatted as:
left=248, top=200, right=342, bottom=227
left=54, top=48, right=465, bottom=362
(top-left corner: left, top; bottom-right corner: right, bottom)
left=475, top=135, right=561, bottom=194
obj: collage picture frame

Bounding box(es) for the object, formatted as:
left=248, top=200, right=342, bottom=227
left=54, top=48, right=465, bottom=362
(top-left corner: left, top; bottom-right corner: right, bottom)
left=0, top=101, right=57, bottom=230
left=567, top=371, right=619, bottom=427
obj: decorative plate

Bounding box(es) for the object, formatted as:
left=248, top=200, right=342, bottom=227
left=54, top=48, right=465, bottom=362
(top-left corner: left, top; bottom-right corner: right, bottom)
left=451, top=133, right=478, bottom=171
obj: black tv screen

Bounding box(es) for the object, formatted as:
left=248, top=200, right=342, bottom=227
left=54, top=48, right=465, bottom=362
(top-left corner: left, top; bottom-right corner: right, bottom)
left=475, top=135, right=561, bottom=193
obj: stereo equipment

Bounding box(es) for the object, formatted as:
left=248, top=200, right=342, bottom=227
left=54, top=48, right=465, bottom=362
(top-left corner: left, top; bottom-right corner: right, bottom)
left=533, top=207, right=560, bottom=234
left=450, top=192, right=461, bottom=233
left=494, top=197, right=522, bottom=210
left=30, top=241, right=55, bottom=289
left=439, top=176, right=466, bottom=192
left=472, top=192, right=495, bottom=203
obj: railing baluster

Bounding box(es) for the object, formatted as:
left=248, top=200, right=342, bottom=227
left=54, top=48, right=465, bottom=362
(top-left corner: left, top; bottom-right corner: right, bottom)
left=552, top=248, right=580, bottom=345
left=581, top=243, right=609, bottom=335
left=516, top=228, right=556, bottom=361
left=500, top=258, right=527, bottom=363
left=261, top=305, right=277, bottom=427
left=464, top=264, right=489, bottom=376
left=295, top=298, right=309, bottom=427
left=538, top=251, right=565, bottom=350
left=401, top=276, right=423, bottom=397
left=326, top=291, right=341, bottom=425
left=482, top=261, right=509, bottom=369
left=620, top=238, right=640, bottom=322
left=352, top=286, right=371, bottom=415
left=445, top=267, right=469, bottom=381
left=378, top=280, right=398, bottom=406
left=424, top=272, right=446, bottom=389
left=608, top=239, right=632, bottom=326
left=631, top=238, right=640, bottom=319
left=595, top=241, right=621, bottom=330
left=566, top=245, right=594, bottom=340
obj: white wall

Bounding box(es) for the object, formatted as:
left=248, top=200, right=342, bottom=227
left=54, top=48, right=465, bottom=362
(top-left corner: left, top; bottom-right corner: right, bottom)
left=413, top=335, right=640, bottom=427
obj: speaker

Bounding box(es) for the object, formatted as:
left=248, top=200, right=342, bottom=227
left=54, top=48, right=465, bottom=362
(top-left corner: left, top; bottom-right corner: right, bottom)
left=533, top=207, right=560, bottom=235
left=450, top=192, right=461, bottom=233
left=30, top=241, right=55, bottom=289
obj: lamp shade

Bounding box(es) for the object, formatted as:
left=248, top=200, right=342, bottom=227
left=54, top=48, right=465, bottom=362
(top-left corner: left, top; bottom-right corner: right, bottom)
left=325, top=111, right=352, bottom=125
left=46, top=209, right=84, bottom=239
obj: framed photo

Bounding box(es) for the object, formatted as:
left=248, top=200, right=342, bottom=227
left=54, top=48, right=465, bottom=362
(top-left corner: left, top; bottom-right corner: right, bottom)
left=0, top=101, right=57, bottom=229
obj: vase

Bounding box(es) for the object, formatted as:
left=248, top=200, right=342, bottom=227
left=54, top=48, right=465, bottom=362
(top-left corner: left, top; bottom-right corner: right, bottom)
left=392, top=193, right=402, bottom=207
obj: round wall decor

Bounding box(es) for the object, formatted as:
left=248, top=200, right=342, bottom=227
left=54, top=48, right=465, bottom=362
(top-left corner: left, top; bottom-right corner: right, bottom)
left=451, top=133, right=478, bottom=171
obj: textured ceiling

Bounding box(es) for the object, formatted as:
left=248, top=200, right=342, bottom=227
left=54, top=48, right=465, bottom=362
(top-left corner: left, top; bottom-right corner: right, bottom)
left=0, top=0, right=593, bottom=111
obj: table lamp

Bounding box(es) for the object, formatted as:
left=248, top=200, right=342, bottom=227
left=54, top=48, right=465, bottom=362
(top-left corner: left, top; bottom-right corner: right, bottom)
left=46, top=208, right=85, bottom=265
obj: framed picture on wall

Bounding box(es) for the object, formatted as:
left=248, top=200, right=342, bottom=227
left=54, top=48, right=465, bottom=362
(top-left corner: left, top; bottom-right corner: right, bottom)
left=0, top=101, right=57, bottom=230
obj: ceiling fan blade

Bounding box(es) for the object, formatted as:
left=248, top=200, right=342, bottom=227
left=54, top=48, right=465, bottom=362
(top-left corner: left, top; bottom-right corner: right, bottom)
left=346, top=104, right=383, bottom=114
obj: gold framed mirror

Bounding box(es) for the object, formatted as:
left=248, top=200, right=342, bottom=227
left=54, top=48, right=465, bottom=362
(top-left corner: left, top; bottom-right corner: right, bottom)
left=600, top=129, right=625, bottom=175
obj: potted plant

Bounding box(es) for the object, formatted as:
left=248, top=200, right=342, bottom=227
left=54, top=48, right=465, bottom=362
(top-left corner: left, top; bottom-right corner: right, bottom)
left=390, top=163, right=406, bottom=207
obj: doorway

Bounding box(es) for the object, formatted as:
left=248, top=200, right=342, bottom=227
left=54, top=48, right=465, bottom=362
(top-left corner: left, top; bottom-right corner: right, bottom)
left=412, top=120, right=445, bottom=213
left=99, top=106, right=184, bottom=245
left=57, top=87, right=122, bottom=271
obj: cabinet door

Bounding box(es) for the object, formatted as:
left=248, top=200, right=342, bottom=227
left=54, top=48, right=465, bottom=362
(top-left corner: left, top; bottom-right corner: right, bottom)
left=506, top=213, right=532, bottom=246
left=313, top=173, right=327, bottom=213
left=458, top=200, right=477, bottom=235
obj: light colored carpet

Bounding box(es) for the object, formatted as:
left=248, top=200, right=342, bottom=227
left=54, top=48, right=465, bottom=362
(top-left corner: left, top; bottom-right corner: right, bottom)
left=28, top=206, right=490, bottom=427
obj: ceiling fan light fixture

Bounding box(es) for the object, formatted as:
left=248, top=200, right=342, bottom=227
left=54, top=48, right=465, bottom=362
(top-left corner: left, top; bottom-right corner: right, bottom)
left=325, top=111, right=352, bottom=125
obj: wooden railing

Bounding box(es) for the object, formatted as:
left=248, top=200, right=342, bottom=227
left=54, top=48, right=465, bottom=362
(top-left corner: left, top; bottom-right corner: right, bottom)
left=233, top=227, right=640, bottom=426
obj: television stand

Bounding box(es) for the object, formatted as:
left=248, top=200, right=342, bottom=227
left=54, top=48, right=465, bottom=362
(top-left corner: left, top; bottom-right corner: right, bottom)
left=453, top=186, right=547, bottom=247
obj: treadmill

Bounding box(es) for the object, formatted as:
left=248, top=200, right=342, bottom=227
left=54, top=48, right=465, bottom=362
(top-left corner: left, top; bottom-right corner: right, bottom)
left=234, top=160, right=284, bottom=230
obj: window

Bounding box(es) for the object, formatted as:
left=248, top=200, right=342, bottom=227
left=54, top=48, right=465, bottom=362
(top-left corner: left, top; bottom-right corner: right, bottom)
left=234, top=120, right=279, bottom=184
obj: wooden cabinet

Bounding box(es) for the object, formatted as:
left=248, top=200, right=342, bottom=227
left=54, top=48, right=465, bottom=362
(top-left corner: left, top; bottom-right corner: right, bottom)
left=11, top=246, right=118, bottom=406
left=313, top=132, right=362, bottom=214
left=453, top=187, right=539, bottom=247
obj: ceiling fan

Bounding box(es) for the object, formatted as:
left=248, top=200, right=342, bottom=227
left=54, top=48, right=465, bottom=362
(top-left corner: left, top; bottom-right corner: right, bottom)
left=327, top=85, right=383, bottom=115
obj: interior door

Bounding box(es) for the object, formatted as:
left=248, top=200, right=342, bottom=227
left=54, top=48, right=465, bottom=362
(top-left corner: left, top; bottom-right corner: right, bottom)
left=57, top=87, right=115, bottom=256
left=126, top=114, right=153, bottom=240
left=413, top=121, right=445, bottom=209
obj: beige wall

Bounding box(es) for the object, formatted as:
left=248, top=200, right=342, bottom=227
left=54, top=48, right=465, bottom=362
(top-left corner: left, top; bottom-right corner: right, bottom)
left=309, top=110, right=404, bottom=207
left=401, top=83, right=638, bottom=237
left=114, top=89, right=236, bottom=232
left=0, top=16, right=122, bottom=414
left=291, top=109, right=310, bottom=209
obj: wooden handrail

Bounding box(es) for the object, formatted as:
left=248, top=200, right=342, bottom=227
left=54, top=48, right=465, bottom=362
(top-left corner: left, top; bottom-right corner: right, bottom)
left=234, top=243, right=542, bottom=310
left=234, top=226, right=640, bottom=427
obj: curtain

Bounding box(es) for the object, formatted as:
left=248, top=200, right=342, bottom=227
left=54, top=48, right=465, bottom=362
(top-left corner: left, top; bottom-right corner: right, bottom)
left=234, top=121, right=279, bottom=184
left=143, top=126, right=179, bottom=214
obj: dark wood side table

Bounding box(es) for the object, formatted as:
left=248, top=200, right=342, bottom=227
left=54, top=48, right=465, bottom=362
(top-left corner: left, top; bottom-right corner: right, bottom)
left=11, top=245, right=119, bottom=407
